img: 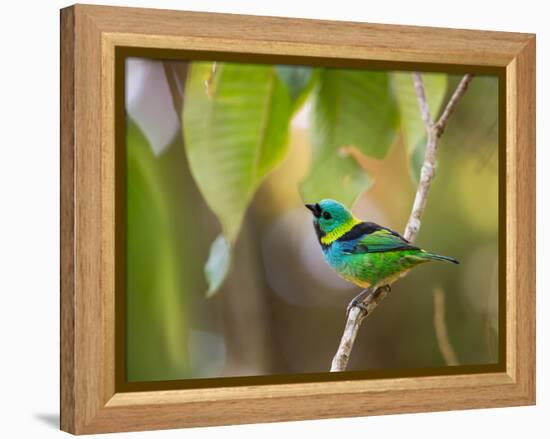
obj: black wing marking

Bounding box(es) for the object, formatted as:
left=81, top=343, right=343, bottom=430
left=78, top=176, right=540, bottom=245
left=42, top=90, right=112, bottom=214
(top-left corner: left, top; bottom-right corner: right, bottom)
left=338, top=221, right=410, bottom=243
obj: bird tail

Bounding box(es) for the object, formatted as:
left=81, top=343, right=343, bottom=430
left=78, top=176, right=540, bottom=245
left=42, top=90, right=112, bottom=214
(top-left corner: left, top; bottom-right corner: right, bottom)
left=423, top=252, right=460, bottom=264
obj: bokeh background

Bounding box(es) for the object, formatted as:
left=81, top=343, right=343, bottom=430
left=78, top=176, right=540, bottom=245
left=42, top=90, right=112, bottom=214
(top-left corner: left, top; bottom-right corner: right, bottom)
left=125, top=58, right=499, bottom=382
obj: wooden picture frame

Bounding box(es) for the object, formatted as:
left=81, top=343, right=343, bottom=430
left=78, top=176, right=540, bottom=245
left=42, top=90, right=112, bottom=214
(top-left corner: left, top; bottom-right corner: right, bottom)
left=60, top=4, right=535, bottom=434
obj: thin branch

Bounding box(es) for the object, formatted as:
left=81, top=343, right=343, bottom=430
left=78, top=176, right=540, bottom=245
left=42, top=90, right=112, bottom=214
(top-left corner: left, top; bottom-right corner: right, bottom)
left=330, top=286, right=390, bottom=371
left=404, top=73, right=473, bottom=242
left=162, top=61, right=189, bottom=119
left=412, top=72, right=433, bottom=127
left=433, top=287, right=459, bottom=366
left=330, top=72, right=474, bottom=372
left=434, top=74, right=474, bottom=136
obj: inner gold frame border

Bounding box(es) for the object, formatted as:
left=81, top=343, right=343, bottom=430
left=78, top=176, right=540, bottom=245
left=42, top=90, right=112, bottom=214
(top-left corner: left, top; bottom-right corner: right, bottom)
left=60, top=4, right=536, bottom=434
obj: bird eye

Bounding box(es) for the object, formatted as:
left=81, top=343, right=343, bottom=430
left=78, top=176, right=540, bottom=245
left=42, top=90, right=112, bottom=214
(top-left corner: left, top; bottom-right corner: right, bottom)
left=322, top=211, right=332, bottom=220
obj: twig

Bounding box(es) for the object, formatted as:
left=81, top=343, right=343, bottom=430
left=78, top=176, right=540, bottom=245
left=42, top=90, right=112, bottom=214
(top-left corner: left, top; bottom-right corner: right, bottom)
left=433, top=287, right=459, bottom=366
left=330, top=286, right=390, bottom=371
left=330, top=73, right=474, bottom=372
left=412, top=72, right=432, bottom=128
left=434, top=74, right=474, bottom=137
left=404, top=73, right=473, bottom=242
left=162, top=61, right=189, bottom=119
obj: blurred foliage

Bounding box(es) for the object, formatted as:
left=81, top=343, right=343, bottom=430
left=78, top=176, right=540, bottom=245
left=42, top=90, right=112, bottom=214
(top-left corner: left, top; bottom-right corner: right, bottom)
left=126, top=58, right=499, bottom=382
left=183, top=62, right=293, bottom=242
left=275, top=65, right=315, bottom=111
left=126, top=119, right=190, bottom=380
left=392, top=72, right=448, bottom=182
left=182, top=64, right=447, bottom=295
left=301, top=69, right=399, bottom=206
left=204, top=234, right=230, bottom=298
left=183, top=62, right=294, bottom=296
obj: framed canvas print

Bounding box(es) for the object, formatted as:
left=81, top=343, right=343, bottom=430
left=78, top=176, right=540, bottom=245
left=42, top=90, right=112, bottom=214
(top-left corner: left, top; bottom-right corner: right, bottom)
left=60, top=4, right=536, bottom=434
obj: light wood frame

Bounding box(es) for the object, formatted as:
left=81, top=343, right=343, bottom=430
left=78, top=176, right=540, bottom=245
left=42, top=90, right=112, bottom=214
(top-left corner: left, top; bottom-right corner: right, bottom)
left=60, top=4, right=536, bottom=434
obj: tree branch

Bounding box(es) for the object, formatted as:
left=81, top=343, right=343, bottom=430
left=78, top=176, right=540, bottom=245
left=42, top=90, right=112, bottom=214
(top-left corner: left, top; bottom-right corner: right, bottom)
left=330, top=286, right=390, bottom=371
left=330, top=73, right=474, bottom=372
left=412, top=72, right=432, bottom=127
left=162, top=61, right=189, bottom=119
left=433, top=287, right=459, bottom=366
left=404, top=73, right=473, bottom=242
left=434, top=74, right=474, bottom=137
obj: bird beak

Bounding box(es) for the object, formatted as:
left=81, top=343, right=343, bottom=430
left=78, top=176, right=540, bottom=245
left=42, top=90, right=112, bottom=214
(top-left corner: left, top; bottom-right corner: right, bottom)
left=305, top=203, right=321, bottom=217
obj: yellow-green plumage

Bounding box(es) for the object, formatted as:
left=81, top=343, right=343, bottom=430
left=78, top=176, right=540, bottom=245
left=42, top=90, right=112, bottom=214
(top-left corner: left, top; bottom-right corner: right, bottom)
left=305, top=199, right=458, bottom=289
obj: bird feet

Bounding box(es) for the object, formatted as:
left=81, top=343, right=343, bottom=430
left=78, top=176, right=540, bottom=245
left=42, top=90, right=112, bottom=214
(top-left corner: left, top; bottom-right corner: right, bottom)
left=346, top=286, right=391, bottom=317
left=346, top=298, right=369, bottom=316
left=346, top=288, right=373, bottom=316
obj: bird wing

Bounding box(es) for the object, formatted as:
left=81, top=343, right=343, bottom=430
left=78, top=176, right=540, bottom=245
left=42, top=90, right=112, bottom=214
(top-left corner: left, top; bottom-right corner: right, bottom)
left=339, top=223, right=419, bottom=254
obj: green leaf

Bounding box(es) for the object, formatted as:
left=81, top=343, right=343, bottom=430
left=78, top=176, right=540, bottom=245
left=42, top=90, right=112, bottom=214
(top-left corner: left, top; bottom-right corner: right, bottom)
left=183, top=62, right=293, bottom=241
left=300, top=68, right=398, bottom=204
left=183, top=62, right=294, bottom=296
left=300, top=154, right=371, bottom=207
left=275, top=66, right=315, bottom=111
left=392, top=72, right=448, bottom=182
left=126, top=118, right=190, bottom=380
left=204, top=234, right=231, bottom=298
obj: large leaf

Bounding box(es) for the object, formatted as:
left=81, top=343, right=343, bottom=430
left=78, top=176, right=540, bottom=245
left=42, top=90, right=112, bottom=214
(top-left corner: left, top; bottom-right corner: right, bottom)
left=300, top=153, right=370, bottom=208
left=392, top=72, right=448, bottom=182
left=183, top=62, right=294, bottom=295
left=126, top=118, right=189, bottom=380
left=301, top=68, right=399, bottom=204
left=183, top=62, right=293, bottom=241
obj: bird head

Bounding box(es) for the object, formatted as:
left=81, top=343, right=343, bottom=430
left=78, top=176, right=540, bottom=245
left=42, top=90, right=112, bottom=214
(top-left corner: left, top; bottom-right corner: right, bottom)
left=305, top=199, right=354, bottom=235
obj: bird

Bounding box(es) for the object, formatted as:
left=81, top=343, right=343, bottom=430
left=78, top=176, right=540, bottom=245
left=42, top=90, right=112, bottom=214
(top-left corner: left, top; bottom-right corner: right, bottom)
left=305, top=199, right=458, bottom=312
